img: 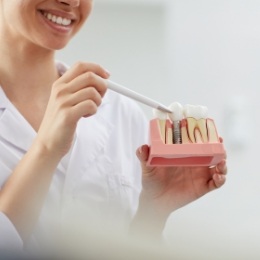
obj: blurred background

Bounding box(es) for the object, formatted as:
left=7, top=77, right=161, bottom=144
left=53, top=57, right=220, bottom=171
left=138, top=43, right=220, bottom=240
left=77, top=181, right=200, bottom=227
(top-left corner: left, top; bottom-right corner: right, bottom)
left=57, top=0, right=260, bottom=258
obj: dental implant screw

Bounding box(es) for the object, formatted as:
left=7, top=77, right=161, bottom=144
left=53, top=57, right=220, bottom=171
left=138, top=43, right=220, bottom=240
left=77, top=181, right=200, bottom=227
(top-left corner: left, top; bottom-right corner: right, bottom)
left=173, top=121, right=182, bottom=144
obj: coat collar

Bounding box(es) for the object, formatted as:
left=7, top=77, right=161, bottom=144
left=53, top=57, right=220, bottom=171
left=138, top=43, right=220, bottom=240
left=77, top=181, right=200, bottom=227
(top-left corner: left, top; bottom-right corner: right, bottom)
left=0, top=87, right=36, bottom=152
left=0, top=61, right=69, bottom=151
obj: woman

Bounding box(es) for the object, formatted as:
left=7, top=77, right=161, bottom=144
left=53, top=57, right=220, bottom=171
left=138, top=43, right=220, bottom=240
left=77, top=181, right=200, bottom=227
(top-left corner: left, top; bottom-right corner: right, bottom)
left=0, top=0, right=227, bottom=255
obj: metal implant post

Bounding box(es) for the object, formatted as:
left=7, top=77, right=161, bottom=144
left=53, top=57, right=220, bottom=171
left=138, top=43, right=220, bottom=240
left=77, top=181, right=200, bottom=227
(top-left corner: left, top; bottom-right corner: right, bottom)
left=168, top=102, right=184, bottom=144
left=173, top=121, right=182, bottom=144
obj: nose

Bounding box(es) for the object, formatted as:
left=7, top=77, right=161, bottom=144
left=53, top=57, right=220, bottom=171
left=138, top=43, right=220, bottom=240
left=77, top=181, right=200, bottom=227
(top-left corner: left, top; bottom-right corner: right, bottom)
left=57, top=0, right=80, bottom=7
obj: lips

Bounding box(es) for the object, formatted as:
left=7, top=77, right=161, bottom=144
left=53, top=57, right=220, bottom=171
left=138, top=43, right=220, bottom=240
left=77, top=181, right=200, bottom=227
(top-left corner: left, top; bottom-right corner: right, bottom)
left=38, top=9, right=76, bottom=33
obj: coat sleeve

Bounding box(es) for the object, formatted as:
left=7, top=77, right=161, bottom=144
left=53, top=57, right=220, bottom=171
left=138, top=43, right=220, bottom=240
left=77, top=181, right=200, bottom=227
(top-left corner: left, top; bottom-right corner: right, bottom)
left=0, top=211, right=23, bottom=251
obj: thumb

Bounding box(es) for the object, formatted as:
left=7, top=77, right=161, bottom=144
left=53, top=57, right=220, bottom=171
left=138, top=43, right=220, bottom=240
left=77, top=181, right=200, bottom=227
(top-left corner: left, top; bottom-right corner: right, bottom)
left=136, top=144, right=156, bottom=176
left=136, top=144, right=150, bottom=164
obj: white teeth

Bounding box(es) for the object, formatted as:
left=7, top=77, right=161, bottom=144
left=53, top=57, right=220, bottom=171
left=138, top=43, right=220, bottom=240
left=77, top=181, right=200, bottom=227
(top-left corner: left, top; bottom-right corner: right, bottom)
left=56, top=17, right=62, bottom=24
left=51, top=15, right=57, bottom=23
left=152, top=102, right=214, bottom=144
left=183, top=104, right=208, bottom=120
left=44, top=12, right=72, bottom=26
left=152, top=103, right=208, bottom=121
left=200, top=106, right=208, bottom=118
left=168, top=102, right=183, bottom=122
left=153, top=108, right=167, bottom=120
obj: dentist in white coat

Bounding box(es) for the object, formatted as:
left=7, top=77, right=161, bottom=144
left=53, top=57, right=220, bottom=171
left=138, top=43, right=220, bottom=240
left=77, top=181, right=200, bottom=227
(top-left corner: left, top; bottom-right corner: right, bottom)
left=0, top=0, right=227, bottom=256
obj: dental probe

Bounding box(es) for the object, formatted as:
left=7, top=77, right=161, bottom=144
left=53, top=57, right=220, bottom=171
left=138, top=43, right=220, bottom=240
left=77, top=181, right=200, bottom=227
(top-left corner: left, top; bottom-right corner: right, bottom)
left=107, top=80, right=172, bottom=113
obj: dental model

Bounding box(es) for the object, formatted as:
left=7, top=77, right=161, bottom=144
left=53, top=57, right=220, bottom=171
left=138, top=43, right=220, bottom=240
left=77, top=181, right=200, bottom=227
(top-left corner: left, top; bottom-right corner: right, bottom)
left=148, top=102, right=225, bottom=166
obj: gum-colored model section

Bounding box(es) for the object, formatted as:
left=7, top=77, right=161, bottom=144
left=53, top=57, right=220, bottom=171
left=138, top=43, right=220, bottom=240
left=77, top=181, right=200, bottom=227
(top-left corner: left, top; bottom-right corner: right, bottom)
left=147, top=119, right=226, bottom=166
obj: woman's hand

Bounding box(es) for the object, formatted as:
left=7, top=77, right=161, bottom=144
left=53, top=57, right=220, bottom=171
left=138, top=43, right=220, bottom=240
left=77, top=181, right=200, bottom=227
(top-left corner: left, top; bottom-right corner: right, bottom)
left=130, top=143, right=227, bottom=238
left=136, top=144, right=227, bottom=217
left=36, top=62, right=110, bottom=158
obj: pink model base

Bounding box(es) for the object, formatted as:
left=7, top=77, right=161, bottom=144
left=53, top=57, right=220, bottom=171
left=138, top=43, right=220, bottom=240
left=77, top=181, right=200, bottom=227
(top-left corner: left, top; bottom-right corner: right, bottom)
left=147, top=119, right=226, bottom=167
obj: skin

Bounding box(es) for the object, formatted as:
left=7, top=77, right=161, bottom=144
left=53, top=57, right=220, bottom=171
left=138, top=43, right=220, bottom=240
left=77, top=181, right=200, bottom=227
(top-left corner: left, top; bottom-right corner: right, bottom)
left=0, top=0, right=227, bottom=245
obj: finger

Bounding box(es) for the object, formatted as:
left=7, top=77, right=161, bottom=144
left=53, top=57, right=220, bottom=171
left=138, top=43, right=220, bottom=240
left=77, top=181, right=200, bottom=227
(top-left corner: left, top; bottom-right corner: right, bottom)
left=136, top=144, right=155, bottom=171
left=66, top=72, right=107, bottom=97
left=136, top=144, right=157, bottom=175
left=136, top=145, right=150, bottom=163
left=57, top=62, right=110, bottom=84
left=207, top=173, right=226, bottom=191
left=208, top=159, right=227, bottom=191
left=72, top=99, right=99, bottom=118
left=68, top=87, right=103, bottom=108
left=215, top=160, right=227, bottom=175
left=209, top=160, right=227, bottom=175
left=213, top=173, right=226, bottom=188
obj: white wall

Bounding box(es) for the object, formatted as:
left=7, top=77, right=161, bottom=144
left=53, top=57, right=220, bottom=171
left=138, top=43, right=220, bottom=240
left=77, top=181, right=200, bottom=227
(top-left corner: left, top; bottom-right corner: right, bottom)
left=164, top=1, right=260, bottom=259
left=57, top=0, right=260, bottom=258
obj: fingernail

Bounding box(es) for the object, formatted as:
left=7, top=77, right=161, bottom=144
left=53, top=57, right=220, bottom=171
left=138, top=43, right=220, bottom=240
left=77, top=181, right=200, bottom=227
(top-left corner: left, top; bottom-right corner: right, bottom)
left=217, top=174, right=225, bottom=182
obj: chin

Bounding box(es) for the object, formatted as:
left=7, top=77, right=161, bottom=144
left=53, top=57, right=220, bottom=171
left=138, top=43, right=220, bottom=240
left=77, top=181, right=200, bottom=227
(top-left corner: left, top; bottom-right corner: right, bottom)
left=53, top=44, right=68, bottom=51
left=43, top=41, right=69, bottom=51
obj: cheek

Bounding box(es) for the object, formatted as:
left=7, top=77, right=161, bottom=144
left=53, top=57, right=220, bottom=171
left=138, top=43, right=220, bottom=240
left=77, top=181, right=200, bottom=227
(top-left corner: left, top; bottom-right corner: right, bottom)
left=73, top=2, right=93, bottom=34
left=81, top=1, right=93, bottom=21
left=2, top=1, right=29, bottom=31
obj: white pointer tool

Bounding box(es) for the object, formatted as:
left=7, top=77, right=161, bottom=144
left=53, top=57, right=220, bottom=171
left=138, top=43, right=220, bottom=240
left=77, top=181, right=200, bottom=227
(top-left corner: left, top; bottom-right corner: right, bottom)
left=107, top=80, right=172, bottom=113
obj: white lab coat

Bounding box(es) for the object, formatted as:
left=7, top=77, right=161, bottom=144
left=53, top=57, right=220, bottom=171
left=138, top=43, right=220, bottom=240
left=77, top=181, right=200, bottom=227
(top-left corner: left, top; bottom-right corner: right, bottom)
left=0, top=63, right=149, bottom=252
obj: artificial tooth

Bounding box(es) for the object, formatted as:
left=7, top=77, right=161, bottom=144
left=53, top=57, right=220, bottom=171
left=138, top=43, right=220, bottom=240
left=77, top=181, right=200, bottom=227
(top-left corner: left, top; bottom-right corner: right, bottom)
left=184, top=104, right=208, bottom=143
left=186, top=118, right=197, bottom=143
left=200, top=105, right=209, bottom=119
left=183, top=104, right=208, bottom=120
left=181, top=119, right=192, bottom=144
left=194, top=128, right=203, bottom=143
left=168, top=102, right=183, bottom=122
left=206, top=119, right=219, bottom=143
left=153, top=108, right=167, bottom=143
left=183, top=104, right=195, bottom=118
left=165, top=120, right=173, bottom=144
left=197, top=118, right=208, bottom=143
left=153, top=102, right=219, bottom=145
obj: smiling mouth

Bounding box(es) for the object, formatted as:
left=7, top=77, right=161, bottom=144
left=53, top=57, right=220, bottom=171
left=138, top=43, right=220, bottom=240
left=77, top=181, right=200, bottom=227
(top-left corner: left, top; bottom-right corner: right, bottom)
left=40, top=11, right=73, bottom=26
